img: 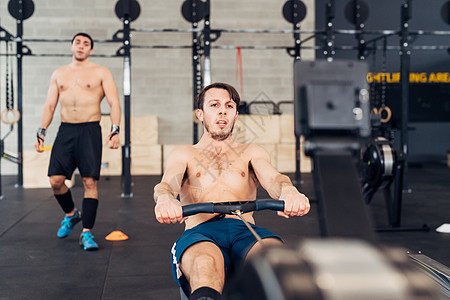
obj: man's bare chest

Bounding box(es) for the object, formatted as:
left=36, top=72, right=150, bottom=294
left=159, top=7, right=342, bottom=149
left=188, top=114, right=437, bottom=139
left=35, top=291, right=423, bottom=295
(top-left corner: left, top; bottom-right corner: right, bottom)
left=58, top=71, right=102, bottom=92
left=187, top=149, right=252, bottom=183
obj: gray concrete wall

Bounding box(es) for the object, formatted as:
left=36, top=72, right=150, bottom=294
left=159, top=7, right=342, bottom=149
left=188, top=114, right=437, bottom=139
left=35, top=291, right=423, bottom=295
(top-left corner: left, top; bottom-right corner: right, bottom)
left=0, top=0, right=315, bottom=175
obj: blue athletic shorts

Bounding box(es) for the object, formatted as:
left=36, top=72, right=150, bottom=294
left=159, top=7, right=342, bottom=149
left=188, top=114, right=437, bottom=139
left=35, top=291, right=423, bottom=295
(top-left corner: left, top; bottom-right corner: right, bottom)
left=171, top=217, right=282, bottom=295
left=48, top=122, right=102, bottom=180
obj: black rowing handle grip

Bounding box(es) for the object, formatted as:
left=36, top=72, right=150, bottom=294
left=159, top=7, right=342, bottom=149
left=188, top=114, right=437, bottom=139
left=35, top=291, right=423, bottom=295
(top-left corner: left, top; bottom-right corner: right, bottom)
left=182, top=202, right=214, bottom=217
left=181, top=200, right=284, bottom=217
left=254, top=199, right=285, bottom=212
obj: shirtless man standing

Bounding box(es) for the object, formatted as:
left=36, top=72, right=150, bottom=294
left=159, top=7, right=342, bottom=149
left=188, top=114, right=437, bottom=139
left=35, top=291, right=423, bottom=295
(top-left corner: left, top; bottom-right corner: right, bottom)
left=154, top=82, right=310, bottom=299
left=35, top=33, right=121, bottom=251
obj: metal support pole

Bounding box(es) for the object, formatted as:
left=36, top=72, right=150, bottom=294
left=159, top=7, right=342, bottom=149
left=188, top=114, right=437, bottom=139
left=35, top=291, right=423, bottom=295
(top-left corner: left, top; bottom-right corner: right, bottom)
left=16, top=9, right=24, bottom=187
left=399, top=0, right=411, bottom=190
left=0, top=139, right=3, bottom=199
left=293, top=24, right=301, bottom=60
left=202, top=0, right=211, bottom=87
left=294, top=136, right=301, bottom=186
left=324, top=0, right=335, bottom=61
left=192, top=21, right=201, bottom=144
left=390, top=152, right=405, bottom=227
left=353, top=0, right=366, bottom=60
left=121, top=17, right=132, bottom=198
left=293, top=20, right=302, bottom=186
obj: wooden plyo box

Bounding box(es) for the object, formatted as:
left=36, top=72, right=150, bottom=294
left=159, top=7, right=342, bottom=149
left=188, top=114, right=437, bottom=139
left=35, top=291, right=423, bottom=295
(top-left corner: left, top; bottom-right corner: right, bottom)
left=279, top=114, right=296, bottom=144
left=234, top=115, right=281, bottom=145
left=100, top=115, right=160, bottom=175
left=101, top=115, right=159, bottom=146
left=101, top=146, right=122, bottom=176
left=102, top=145, right=163, bottom=176
left=233, top=114, right=311, bottom=173
left=276, top=144, right=295, bottom=173
left=131, top=115, right=158, bottom=145
left=131, top=144, right=162, bottom=175
left=100, top=116, right=158, bottom=145
left=276, top=143, right=312, bottom=173
left=23, top=150, right=75, bottom=189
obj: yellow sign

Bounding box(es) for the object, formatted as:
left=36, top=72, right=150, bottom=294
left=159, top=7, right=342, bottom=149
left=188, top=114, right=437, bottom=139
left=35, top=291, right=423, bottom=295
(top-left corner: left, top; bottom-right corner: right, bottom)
left=367, top=72, right=450, bottom=83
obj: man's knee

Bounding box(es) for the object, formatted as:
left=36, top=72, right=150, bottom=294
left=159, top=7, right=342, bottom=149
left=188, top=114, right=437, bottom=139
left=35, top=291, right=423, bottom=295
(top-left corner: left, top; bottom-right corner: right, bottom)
left=82, top=177, right=97, bottom=186
left=82, top=177, right=98, bottom=198
left=49, top=176, right=67, bottom=192
left=190, top=252, right=219, bottom=274
left=182, top=242, right=223, bottom=271
left=82, top=177, right=98, bottom=191
left=181, top=242, right=225, bottom=291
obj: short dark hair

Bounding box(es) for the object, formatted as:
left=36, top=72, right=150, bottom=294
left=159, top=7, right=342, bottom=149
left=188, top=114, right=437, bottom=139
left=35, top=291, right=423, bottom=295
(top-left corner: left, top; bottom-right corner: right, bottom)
left=71, top=32, right=94, bottom=49
left=196, top=82, right=241, bottom=110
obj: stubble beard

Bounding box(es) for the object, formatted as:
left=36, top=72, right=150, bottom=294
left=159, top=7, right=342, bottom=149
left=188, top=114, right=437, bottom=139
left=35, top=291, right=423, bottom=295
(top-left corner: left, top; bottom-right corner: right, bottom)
left=204, top=120, right=235, bottom=141
left=74, top=55, right=88, bottom=62
left=73, top=51, right=89, bottom=62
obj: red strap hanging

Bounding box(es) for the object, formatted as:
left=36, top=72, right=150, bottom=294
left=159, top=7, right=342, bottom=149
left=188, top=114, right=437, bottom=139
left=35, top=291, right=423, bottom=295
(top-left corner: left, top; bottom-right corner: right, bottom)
left=235, top=46, right=244, bottom=99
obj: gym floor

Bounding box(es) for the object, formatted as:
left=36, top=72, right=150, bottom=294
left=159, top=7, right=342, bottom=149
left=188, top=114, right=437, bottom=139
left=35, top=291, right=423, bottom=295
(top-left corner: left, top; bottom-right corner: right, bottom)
left=0, top=162, right=449, bottom=299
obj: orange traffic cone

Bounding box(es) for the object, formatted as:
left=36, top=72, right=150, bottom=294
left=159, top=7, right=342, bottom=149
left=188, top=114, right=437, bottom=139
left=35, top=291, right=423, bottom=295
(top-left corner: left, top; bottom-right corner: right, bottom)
left=105, top=230, right=129, bottom=241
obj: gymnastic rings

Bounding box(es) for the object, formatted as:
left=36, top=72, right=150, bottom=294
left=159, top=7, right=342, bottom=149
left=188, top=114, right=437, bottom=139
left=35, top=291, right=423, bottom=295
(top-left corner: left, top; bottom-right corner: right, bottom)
left=1, top=108, right=21, bottom=125
left=372, top=106, right=392, bottom=123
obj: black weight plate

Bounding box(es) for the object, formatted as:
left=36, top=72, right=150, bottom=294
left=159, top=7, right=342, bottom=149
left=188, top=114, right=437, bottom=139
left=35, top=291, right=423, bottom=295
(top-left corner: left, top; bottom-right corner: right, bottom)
left=8, top=0, right=34, bottom=20
left=282, top=0, right=307, bottom=24
left=115, top=0, right=141, bottom=21
left=344, top=0, right=369, bottom=25
left=181, top=0, right=205, bottom=23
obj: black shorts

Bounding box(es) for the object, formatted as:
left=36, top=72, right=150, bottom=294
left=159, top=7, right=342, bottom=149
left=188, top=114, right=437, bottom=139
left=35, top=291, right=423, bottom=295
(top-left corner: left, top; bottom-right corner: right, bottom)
left=48, top=121, right=102, bottom=180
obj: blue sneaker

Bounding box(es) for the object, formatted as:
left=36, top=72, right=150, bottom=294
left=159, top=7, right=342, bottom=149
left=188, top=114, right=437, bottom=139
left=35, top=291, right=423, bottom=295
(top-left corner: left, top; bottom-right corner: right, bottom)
left=79, top=231, right=99, bottom=251
left=57, top=209, right=81, bottom=238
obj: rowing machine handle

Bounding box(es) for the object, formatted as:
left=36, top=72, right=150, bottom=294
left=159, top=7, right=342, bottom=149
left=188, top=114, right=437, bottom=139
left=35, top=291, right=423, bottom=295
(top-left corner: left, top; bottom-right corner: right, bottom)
left=182, top=199, right=284, bottom=217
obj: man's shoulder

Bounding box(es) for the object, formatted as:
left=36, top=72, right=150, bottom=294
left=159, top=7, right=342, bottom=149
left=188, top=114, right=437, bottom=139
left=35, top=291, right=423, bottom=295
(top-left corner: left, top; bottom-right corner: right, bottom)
left=242, top=143, right=270, bottom=161
left=169, top=145, right=196, bottom=159
left=53, top=64, right=71, bottom=74
left=82, top=61, right=106, bottom=71
left=92, top=62, right=108, bottom=70
left=76, top=61, right=110, bottom=73
left=240, top=143, right=264, bottom=153
left=174, top=144, right=195, bottom=151
left=79, top=62, right=112, bottom=79
left=92, top=63, right=113, bottom=78
left=165, top=145, right=197, bottom=168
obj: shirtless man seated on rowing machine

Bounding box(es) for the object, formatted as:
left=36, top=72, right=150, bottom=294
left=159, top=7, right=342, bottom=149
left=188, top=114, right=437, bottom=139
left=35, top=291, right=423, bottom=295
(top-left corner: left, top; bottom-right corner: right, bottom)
left=154, top=82, right=310, bottom=300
